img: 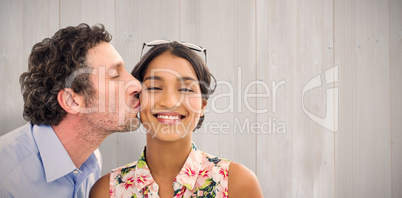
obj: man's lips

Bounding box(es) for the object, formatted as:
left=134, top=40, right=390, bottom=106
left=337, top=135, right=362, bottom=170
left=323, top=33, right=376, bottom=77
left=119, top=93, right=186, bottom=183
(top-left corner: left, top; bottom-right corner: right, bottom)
left=127, top=98, right=140, bottom=112
left=133, top=99, right=140, bottom=109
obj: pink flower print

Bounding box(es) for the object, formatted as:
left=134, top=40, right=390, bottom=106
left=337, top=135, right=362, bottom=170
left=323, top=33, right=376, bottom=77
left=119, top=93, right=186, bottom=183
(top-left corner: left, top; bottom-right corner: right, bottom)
left=212, top=167, right=229, bottom=185
left=178, top=163, right=197, bottom=186
left=134, top=168, right=152, bottom=189
left=219, top=168, right=229, bottom=180
left=115, top=172, right=137, bottom=198
left=199, top=168, right=210, bottom=178
left=109, top=184, right=115, bottom=197
left=174, top=186, right=187, bottom=197
left=136, top=175, right=147, bottom=185
left=140, top=186, right=151, bottom=198
left=196, top=166, right=212, bottom=187
left=216, top=185, right=229, bottom=198
left=124, top=176, right=134, bottom=190
left=117, top=172, right=135, bottom=190
left=185, top=167, right=197, bottom=178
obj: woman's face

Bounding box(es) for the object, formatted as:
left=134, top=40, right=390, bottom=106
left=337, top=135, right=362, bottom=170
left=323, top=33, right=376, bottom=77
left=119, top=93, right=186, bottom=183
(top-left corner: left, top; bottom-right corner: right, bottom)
left=139, top=52, right=206, bottom=141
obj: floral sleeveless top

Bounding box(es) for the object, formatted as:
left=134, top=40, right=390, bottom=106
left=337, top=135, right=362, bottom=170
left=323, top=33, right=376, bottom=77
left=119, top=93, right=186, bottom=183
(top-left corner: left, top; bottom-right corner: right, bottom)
left=109, top=143, right=232, bottom=198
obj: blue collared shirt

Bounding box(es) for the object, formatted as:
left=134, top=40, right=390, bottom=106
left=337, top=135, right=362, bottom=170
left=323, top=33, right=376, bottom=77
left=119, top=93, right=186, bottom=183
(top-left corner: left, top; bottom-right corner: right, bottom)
left=0, top=123, right=102, bottom=198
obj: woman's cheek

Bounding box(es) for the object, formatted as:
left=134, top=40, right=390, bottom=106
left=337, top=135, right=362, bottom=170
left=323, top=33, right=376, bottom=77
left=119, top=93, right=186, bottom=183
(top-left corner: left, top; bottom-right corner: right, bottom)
left=139, top=91, right=150, bottom=112
left=185, top=96, right=203, bottom=115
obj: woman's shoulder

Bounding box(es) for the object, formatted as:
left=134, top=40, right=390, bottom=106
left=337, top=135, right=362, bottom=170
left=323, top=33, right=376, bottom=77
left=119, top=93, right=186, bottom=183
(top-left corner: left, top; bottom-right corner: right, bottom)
left=228, top=162, right=263, bottom=198
left=199, top=150, right=232, bottom=167
left=111, top=160, right=138, bottom=175
left=89, top=161, right=139, bottom=198
left=89, top=173, right=110, bottom=198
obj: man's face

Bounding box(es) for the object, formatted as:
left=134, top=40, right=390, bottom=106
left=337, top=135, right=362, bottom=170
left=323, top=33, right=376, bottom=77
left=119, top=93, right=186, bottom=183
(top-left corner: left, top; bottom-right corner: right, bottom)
left=82, top=42, right=141, bottom=133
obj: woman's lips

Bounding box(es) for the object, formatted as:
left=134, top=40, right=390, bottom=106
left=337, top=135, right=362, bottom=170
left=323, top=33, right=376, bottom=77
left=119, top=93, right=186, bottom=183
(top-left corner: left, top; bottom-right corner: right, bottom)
left=153, top=112, right=185, bottom=125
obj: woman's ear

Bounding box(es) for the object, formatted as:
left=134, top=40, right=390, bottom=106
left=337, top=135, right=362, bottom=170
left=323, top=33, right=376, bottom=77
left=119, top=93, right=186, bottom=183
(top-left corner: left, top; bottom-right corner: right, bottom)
left=57, top=88, right=85, bottom=114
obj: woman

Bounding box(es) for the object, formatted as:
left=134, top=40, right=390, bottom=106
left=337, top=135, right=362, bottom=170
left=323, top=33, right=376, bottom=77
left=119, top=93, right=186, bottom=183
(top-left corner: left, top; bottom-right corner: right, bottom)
left=90, top=41, right=263, bottom=197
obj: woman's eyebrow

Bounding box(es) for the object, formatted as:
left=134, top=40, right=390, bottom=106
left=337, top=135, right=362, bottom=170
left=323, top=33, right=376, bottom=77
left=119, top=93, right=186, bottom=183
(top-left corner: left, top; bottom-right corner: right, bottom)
left=179, top=77, right=198, bottom=82
left=143, top=76, right=162, bottom=82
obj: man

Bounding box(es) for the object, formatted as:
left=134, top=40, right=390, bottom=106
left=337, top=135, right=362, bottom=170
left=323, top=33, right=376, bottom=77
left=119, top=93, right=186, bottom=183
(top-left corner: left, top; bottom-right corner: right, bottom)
left=0, top=23, right=142, bottom=197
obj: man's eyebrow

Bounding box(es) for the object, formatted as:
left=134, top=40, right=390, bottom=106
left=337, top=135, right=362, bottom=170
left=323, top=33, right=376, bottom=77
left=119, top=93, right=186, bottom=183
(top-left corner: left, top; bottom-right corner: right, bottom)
left=113, top=61, right=124, bottom=69
left=104, top=61, right=123, bottom=71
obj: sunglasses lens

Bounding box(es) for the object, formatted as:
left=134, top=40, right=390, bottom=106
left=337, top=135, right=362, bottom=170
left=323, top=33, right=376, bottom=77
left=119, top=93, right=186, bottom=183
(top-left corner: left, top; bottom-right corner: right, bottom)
left=146, top=40, right=170, bottom=46
left=141, top=40, right=206, bottom=63
left=182, top=43, right=203, bottom=52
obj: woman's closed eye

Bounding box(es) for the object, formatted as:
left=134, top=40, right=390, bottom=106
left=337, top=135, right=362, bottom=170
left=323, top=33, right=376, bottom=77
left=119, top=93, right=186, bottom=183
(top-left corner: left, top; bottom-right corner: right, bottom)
left=179, top=88, right=194, bottom=92
left=146, top=87, right=162, bottom=91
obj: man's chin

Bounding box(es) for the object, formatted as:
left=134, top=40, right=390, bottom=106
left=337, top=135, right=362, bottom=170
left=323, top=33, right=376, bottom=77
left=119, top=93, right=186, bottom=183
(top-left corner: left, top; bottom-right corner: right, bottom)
left=118, top=117, right=140, bottom=132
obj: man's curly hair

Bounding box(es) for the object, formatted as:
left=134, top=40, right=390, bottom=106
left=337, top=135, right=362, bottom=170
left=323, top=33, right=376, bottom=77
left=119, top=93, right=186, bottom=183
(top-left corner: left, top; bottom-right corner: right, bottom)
left=19, top=23, right=112, bottom=126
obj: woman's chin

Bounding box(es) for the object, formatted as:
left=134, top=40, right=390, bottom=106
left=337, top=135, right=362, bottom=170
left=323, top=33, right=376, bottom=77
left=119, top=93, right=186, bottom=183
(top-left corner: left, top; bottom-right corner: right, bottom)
left=146, top=130, right=191, bottom=142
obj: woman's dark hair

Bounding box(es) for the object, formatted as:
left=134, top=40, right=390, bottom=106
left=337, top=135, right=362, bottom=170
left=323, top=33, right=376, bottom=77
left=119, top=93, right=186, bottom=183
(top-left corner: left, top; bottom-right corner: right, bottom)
left=20, top=23, right=112, bottom=125
left=132, top=41, right=216, bottom=130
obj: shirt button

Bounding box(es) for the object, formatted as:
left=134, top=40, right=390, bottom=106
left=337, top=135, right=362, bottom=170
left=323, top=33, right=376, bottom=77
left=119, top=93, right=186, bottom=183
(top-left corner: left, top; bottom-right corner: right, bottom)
left=73, top=170, right=79, bottom=174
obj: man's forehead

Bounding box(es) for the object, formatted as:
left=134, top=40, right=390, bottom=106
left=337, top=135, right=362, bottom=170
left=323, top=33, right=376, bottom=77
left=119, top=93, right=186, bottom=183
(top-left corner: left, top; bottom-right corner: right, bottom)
left=86, top=42, right=124, bottom=69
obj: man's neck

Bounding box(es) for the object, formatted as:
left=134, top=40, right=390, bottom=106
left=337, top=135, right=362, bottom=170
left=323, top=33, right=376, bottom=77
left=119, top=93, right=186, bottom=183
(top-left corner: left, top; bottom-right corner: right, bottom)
left=51, top=116, right=109, bottom=168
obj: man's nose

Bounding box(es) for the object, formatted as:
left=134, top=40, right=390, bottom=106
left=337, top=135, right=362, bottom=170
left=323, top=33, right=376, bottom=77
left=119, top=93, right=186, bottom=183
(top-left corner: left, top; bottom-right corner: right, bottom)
left=123, top=71, right=142, bottom=96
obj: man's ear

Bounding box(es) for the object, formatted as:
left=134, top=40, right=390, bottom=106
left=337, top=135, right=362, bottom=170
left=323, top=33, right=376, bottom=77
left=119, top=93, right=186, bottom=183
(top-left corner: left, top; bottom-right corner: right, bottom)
left=57, top=88, right=85, bottom=114
left=200, top=99, right=207, bottom=117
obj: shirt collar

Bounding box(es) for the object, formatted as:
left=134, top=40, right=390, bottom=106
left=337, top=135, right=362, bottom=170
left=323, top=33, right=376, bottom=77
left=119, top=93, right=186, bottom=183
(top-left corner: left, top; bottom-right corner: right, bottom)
left=32, top=124, right=101, bottom=183
left=173, top=143, right=203, bottom=191
left=135, top=143, right=202, bottom=192
left=134, top=148, right=155, bottom=190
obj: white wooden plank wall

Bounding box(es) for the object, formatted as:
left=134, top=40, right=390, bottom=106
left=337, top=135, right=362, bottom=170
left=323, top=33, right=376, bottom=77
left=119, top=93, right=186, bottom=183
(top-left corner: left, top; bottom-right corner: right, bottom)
left=389, top=0, right=402, bottom=198
left=113, top=0, right=180, bottom=169
left=334, top=0, right=354, bottom=197
left=336, top=0, right=392, bottom=198
left=0, top=0, right=25, bottom=131
left=179, top=0, right=257, bottom=174
left=256, top=0, right=295, bottom=197
left=0, top=0, right=401, bottom=197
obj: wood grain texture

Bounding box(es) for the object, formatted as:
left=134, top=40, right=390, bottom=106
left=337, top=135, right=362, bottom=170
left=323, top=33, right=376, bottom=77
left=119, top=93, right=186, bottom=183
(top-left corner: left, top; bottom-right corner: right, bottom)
left=389, top=0, right=402, bottom=198
left=113, top=0, right=180, bottom=168
left=292, top=0, right=335, bottom=197
left=59, top=0, right=115, bottom=37
left=334, top=0, right=355, bottom=197
left=179, top=0, right=257, bottom=174
left=256, top=0, right=296, bottom=197
left=0, top=0, right=399, bottom=197
left=0, top=0, right=25, bottom=133
left=354, top=0, right=391, bottom=197
left=336, top=0, right=392, bottom=198
left=0, top=0, right=59, bottom=133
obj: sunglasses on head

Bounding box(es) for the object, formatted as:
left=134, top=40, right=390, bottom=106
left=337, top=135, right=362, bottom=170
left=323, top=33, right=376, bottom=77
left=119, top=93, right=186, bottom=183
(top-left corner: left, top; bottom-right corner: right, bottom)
left=140, top=40, right=207, bottom=63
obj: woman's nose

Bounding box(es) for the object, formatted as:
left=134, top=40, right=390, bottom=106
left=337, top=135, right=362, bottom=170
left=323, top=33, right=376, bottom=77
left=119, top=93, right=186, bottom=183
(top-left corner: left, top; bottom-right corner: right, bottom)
left=159, top=89, right=182, bottom=109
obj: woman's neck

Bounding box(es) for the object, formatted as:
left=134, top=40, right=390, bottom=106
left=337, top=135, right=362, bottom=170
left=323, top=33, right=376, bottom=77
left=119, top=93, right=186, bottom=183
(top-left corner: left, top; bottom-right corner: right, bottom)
left=145, top=134, right=193, bottom=180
